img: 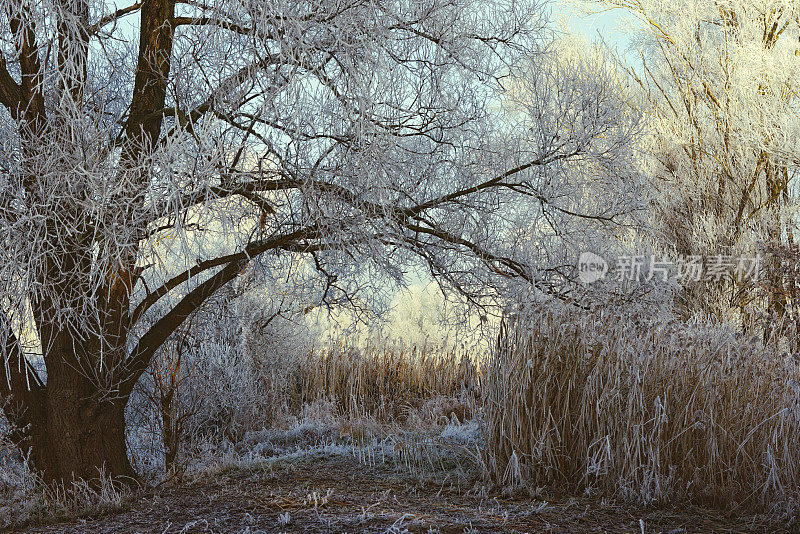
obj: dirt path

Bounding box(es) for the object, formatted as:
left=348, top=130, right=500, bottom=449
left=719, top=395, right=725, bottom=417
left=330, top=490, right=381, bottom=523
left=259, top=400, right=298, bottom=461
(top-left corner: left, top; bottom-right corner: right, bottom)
left=8, top=453, right=791, bottom=533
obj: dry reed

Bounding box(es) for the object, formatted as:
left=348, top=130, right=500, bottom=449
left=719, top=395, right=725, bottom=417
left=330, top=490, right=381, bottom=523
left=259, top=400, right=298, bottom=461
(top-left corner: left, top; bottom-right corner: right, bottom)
left=298, top=342, right=480, bottom=423
left=482, top=307, right=800, bottom=512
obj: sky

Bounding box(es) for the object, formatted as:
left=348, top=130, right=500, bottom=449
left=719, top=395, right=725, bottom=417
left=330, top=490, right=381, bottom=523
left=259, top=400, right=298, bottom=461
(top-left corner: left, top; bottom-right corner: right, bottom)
left=552, top=1, right=638, bottom=54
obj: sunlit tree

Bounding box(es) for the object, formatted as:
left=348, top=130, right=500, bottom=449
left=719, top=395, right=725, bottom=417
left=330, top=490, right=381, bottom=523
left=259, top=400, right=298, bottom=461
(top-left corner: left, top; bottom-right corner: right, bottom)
left=591, top=0, right=800, bottom=322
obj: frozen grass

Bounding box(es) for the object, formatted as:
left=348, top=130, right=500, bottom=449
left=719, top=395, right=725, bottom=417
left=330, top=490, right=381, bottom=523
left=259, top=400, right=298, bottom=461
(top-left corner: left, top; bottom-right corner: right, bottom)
left=0, top=463, right=134, bottom=529
left=482, top=307, right=800, bottom=514
left=175, top=407, right=484, bottom=508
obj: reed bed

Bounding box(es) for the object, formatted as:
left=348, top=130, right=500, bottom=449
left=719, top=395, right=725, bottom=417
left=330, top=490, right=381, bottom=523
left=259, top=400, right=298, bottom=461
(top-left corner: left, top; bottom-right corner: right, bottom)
left=298, top=342, right=480, bottom=422
left=482, top=307, right=800, bottom=512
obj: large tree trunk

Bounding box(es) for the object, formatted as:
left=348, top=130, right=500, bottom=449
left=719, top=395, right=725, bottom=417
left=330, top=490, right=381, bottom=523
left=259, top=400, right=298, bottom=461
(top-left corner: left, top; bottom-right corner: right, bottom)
left=3, top=329, right=136, bottom=484
left=39, top=367, right=135, bottom=483
left=19, top=401, right=134, bottom=484
left=17, top=386, right=136, bottom=484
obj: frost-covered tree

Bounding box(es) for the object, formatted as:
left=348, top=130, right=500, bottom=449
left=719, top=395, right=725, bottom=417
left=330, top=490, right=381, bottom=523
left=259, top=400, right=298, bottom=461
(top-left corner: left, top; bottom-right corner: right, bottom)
left=498, top=35, right=656, bottom=310
left=0, top=0, right=642, bottom=482
left=592, top=0, right=800, bottom=320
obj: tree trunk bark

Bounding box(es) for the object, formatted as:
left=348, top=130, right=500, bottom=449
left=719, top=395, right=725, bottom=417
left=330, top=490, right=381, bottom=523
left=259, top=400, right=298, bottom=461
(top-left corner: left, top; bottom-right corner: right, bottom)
left=32, top=358, right=136, bottom=484
left=40, top=392, right=135, bottom=483
left=6, top=352, right=137, bottom=485
left=7, top=387, right=135, bottom=485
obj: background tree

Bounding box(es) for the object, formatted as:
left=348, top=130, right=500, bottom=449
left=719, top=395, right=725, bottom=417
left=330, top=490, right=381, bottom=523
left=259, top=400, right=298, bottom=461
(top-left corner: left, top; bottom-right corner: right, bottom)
left=592, top=0, right=800, bottom=324
left=0, top=0, right=642, bottom=483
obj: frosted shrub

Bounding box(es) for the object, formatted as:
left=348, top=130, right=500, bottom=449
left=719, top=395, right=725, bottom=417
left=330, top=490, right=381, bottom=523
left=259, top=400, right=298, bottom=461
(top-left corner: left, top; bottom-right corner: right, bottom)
left=127, top=277, right=316, bottom=473
left=186, top=342, right=272, bottom=441
left=240, top=315, right=312, bottom=414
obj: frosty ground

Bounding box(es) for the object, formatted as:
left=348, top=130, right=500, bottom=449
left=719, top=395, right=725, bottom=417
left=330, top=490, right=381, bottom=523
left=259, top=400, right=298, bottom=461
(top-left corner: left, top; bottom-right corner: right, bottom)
left=6, top=421, right=793, bottom=534
left=9, top=450, right=787, bottom=534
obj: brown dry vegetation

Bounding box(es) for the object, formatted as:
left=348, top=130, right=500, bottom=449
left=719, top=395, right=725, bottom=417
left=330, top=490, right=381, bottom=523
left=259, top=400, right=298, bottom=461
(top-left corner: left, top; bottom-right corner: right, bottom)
left=483, top=308, right=800, bottom=512
left=3, top=310, right=800, bottom=532
left=299, top=343, right=480, bottom=424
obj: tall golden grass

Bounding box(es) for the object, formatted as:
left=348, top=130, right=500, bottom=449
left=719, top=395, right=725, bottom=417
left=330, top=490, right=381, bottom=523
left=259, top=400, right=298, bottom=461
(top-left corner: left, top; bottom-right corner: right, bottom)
left=482, top=307, right=800, bottom=512
left=298, top=342, right=480, bottom=422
